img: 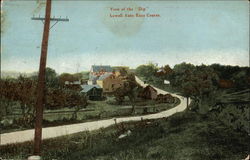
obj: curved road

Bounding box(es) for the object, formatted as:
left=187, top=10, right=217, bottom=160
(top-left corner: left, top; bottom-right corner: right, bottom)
left=0, top=77, right=189, bottom=145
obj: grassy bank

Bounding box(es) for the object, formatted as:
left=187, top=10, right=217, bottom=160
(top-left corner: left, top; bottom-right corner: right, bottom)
left=1, top=110, right=248, bottom=160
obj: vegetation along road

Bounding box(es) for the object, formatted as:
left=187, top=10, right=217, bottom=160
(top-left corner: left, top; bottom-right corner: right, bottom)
left=0, top=77, right=190, bottom=145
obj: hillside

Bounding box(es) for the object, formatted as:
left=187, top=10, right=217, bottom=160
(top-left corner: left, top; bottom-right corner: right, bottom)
left=1, top=111, right=248, bottom=160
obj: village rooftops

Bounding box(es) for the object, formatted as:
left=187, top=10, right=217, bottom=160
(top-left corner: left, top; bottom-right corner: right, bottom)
left=81, top=84, right=101, bottom=93
left=88, top=72, right=113, bottom=81
left=98, top=73, right=113, bottom=80
left=91, top=65, right=113, bottom=73
left=89, top=74, right=99, bottom=81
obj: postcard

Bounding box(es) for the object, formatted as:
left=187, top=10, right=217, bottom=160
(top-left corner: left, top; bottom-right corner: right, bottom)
left=1, top=0, right=249, bottom=160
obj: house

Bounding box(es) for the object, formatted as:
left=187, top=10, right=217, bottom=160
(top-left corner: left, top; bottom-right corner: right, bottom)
left=81, top=85, right=103, bottom=100
left=156, top=93, right=175, bottom=103
left=91, top=65, right=113, bottom=73
left=218, top=79, right=234, bottom=88
left=155, top=67, right=165, bottom=76
left=155, top=65, right=173, bottom=77
left=96, top=73, right=123, bottom=93
left=88, top=65, right=113, bottom=85
left=138, top=85, right=158, bottom=100
left=88, top=75, right=99, bottom=85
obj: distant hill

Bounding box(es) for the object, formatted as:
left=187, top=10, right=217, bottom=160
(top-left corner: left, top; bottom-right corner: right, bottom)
left=1, top=71, right=37, bottom=79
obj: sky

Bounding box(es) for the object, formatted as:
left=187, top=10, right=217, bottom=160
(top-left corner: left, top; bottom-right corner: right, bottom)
left=1, top=0, right=249, bottom=73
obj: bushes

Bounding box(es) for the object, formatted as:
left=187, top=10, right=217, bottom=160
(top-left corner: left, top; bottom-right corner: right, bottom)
left=0, top=78, right=88, bottom=129
left=211, top=103, right=249, bottom=134
left=0, top=78, right=87, bottom=111
left=46, top=88, right=87, bottom=109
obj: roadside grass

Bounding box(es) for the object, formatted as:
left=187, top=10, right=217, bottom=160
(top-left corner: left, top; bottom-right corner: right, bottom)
left=1, top=110, right=248, bottom=160
left=1, top=96, right=179, bottom=133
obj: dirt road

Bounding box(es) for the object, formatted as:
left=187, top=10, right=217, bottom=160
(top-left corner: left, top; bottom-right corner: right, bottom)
left=0, top=77, right=189, bottom=145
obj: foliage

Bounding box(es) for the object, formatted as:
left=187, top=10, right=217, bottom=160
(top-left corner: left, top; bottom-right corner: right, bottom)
left=0, top=77, right=36, bottom=116
left=211, top=103, right=249, bottom=133
left=45, top=88, right=87, bottom=110
left=58, top=73, right=76, bottom=85
left=139, top=62, right=249, bottom=114
left=30, top=67, right=60, bottom=88
left=58, top=72, right=87, bottom=86
left=135, top=63, right=158, bottom=82
left=135, top=62, right=249, bottom=134
left=0, top=77, right=87, bottom=122
left=210, top=64, right=250, bottom=89
left=45, top=67, right=59, bottom=87
left=1, top=111, right=248, bottom=160
left=113, top=72, right=140, bottom=112
left=166, top=63, right=219, bottom=113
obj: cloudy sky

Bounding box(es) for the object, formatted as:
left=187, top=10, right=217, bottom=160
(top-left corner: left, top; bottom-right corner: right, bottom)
left=1, top=0, right=249, bottom=73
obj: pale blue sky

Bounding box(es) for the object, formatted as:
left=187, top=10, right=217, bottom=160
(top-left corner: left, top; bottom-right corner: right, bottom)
left=1, top=0, right=249, bottom=73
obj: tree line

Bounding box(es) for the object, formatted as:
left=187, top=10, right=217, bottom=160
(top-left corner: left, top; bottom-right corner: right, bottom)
left=135, top=62, right=250, bottom=133
left=0, top=68, right=88, bottom=122
left=135, top=62, right=250, bottom=113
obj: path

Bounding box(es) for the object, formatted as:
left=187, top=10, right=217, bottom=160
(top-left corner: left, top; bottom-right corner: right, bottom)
left=0, top=77, right=189, bottom=145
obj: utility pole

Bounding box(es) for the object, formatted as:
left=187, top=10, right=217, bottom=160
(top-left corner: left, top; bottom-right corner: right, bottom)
left=31, top=0, right=69, bottom=156
left=0, top=0, right=3, bottom=79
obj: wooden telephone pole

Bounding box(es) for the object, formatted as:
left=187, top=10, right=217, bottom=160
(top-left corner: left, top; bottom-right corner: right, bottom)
left=31, top=0, right=68, bottom=155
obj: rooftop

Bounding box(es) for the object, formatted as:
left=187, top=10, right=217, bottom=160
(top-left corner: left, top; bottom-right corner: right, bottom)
left=81, top=84, right=101, bottom=93
left=91, top=65, right=113, bottom=72
left=98, top=73, right=113, bottom=80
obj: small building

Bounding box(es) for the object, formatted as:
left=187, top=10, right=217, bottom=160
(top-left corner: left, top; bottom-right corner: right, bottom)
left=138, top=85, right=158, bottom=100
left=156, top=93, right=175, bottom=103
left=81, top=85, right=103, bottom=100
left=96, top=73, right=123, bottom=93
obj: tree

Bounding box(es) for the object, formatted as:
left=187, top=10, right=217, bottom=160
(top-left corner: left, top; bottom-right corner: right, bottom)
left=17, top=76, right=36, bottom=117
left=0, top=79, right=18, bottom=116
left=170, top=62, right=196, bottom=87
left=114, top=72, right=139, bottom=113
left=0, top=77, right=87, bottom=123
left=232, top=70, right=250, bottom=89
left=58, top=73, right=78, bottom=86
left=135, top=63, right=158, bottom=82
left=119, top=67, right=129, bottom=76
left=45, top=67, right=59, bottom=87
left=171, top=63, right=219, bottom=113
left=30, top=67, right=59, bottom=88
left=45, top=88, right=87, bottom=120
left=0, top=77, right=36, bottom=126
left=73, top=72, right=84, bottom=80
